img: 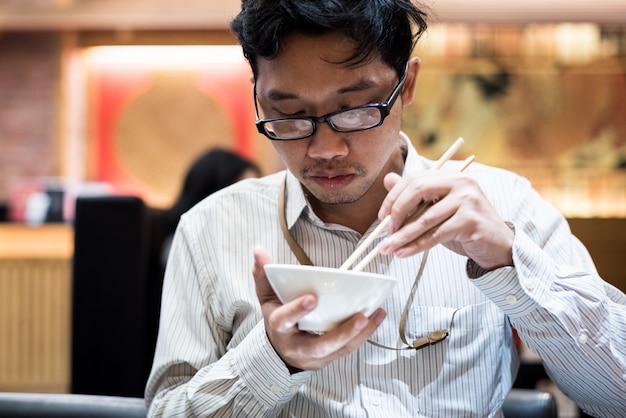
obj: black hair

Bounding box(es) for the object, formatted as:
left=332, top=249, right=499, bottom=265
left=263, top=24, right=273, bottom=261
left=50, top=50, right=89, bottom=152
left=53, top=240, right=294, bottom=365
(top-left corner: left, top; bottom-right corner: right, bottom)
left=230, top=0, right=429, bottom=78
left=163, top=148, right=260, bottom=234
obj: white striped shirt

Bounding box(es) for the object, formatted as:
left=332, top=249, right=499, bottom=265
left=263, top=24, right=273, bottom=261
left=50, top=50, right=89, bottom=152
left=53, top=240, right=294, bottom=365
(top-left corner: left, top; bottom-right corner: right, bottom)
left=146, top=140, right=626, bottom=417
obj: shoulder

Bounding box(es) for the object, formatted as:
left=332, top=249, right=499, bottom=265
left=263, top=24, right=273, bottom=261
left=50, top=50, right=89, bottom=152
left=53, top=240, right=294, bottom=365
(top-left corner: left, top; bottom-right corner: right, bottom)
left=183, top=171, right=285, bottom=222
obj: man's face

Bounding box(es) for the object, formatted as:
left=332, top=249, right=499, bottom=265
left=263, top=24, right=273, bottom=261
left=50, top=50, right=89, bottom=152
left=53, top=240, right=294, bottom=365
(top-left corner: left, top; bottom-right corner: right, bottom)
left=254, top=32, right=417, bottom=207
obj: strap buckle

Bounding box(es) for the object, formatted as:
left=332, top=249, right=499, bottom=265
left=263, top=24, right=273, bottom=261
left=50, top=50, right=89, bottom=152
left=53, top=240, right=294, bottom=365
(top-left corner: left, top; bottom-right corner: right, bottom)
left=411, top=329, right=449, bottom=350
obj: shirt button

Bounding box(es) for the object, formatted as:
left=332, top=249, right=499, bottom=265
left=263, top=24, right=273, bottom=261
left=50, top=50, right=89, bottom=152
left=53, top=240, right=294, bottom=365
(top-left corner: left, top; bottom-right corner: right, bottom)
left=522, top=278, right=534, bottom=291
left=371, top=397, right=381, bottom=406
left=505, top=294, right=517, bottom=304
left=289, top=386, right=299, bottom=394
left=578, top=332, right=589, bottom=345
left=270, top=384, right=281, bottom=395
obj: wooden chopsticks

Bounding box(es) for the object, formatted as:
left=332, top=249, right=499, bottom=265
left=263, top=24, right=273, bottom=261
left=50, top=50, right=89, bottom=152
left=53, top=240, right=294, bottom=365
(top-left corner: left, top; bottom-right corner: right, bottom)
left=339, top=137, right=473, bottom=272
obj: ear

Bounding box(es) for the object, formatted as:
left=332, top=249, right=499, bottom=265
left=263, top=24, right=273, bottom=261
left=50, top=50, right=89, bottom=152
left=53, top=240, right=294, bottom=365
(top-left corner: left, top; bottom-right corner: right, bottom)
left=401, top=56, right=421, bottom=107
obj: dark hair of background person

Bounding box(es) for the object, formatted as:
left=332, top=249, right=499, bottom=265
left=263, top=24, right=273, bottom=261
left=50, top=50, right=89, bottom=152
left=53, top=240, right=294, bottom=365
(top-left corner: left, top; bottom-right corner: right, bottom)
left=230, top=0, right=429, bottom=79
left=162, top=148, right=261, bottom=236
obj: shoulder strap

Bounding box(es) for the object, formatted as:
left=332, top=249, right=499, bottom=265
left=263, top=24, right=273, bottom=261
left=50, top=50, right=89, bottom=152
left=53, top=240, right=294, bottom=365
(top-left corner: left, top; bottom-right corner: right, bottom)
left=278, top=175, right=313, bottom=266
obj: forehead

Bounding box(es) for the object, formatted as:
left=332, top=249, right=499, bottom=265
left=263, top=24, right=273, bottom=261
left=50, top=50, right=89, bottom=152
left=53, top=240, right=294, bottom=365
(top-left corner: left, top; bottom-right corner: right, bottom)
left=254, top=32, right=394, bottom=96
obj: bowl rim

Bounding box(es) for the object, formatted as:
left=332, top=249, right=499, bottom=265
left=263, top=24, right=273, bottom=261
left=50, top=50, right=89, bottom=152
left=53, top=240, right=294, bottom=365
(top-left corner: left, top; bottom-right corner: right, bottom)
left=263, top=263, right=398, bottom=282
left=263, top=263, right=398, bottom=332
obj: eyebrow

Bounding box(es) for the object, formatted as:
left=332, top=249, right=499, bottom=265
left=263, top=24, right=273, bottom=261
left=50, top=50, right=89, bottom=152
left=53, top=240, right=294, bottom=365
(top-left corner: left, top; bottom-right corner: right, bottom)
left=266, top=79, right=377, bottom=101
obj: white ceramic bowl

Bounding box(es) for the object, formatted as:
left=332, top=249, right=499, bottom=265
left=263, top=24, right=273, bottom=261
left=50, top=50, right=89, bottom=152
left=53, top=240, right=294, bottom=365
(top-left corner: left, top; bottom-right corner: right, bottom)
left=264, top=264, right=398, bottom=332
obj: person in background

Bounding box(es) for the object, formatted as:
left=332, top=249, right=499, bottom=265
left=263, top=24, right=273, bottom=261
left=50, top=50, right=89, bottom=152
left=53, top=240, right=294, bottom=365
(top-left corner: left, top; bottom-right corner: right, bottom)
left=159, top=148, right=261, bottom=267
left=146, top=1, right=626, bottom=417
left=145, top=147, right=260, bottom=375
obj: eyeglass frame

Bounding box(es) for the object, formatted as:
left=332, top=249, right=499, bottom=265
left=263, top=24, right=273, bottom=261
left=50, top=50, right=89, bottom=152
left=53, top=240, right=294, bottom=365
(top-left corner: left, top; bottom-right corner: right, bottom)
left=253, top=64, right=409, bottom=141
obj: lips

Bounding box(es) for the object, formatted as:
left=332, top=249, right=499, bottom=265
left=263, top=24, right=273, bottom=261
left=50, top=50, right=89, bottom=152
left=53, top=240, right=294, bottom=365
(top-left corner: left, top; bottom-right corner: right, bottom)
left=302, top=163, right=365, bottom=191
left=311, top=173, right=355, bottom=189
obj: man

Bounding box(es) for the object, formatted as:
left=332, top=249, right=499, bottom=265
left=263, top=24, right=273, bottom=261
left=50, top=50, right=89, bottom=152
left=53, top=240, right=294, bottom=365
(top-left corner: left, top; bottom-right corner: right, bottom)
left=145, top=1, right=626, bottom=416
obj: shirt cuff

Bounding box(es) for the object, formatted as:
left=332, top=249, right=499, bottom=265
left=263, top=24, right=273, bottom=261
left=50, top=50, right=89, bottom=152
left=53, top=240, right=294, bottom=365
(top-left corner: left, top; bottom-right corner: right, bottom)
left=466, top=258, right=491, bottom=279
left=470, top=224, right=554, bottom=318
left=233, top=322, right=311, bottom=407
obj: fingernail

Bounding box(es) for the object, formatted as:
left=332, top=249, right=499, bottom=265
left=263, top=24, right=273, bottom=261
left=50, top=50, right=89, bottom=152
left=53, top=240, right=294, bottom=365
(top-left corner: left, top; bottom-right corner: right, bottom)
left=375, top=310, right=386, bottom=325
left=378, top=238, right=392, bottom=254
left=395, top=248, right=408, bottom=258
left=302, top=295, right=316, bottom=310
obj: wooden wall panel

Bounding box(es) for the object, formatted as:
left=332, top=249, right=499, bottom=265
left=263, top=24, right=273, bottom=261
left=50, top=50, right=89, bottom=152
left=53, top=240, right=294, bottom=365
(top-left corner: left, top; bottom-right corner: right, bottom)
left=0, top=258, right=71, bottom=393
left=568, top=218, right=626, bottom=291
left=0, top=225, right=73, bottom=393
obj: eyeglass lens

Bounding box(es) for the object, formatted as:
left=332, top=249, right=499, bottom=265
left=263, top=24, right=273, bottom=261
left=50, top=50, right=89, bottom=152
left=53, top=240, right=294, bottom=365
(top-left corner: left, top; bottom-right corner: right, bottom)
left=264, top=107, right=382, bottom=140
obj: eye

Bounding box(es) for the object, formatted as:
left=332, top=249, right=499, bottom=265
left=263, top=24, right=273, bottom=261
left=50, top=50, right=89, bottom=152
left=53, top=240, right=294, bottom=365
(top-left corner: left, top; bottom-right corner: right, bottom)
left=281, top=109, right=306, bottom=117
left=263, top=101, right=307, bottom=118
left=335, top=109, right=365, bottom=127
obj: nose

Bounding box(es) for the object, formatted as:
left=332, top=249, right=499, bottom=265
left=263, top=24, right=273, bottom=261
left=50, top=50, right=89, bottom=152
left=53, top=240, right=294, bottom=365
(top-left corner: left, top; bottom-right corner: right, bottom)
left=306, top=123, right=349, bottom=160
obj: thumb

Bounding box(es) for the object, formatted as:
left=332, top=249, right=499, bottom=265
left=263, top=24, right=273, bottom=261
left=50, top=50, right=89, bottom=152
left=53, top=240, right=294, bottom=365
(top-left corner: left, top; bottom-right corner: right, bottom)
left=378, top=172, right=403, bottom=220
left=383, top=171, right=402, bottom=192
left=252, top=246, right=276, bottom=303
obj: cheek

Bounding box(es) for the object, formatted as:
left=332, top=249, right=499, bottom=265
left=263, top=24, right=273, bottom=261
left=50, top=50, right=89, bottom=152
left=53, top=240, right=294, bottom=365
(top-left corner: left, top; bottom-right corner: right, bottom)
left=360, top=126, right=400, bottom=158
left=272, top=141, right=307, bottom=168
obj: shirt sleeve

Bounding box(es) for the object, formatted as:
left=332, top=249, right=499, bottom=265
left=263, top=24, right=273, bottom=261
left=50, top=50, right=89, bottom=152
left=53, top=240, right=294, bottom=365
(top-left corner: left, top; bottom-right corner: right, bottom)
left=470, top=176, right=626, bottom=417
left=144, top=215, right=311, bottom=417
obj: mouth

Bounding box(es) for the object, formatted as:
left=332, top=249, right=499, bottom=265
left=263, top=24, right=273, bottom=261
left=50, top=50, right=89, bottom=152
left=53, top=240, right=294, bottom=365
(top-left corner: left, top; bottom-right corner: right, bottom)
left=310, top=173, right=355, bottom=189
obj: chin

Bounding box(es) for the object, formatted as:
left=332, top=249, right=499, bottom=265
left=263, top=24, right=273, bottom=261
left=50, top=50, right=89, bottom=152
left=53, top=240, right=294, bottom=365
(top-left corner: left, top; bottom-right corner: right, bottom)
left=309, top=185, right=367, bottom=206
left=318, top=194, right=361, bottom=205
left=302, top=174, right=375, bottom=206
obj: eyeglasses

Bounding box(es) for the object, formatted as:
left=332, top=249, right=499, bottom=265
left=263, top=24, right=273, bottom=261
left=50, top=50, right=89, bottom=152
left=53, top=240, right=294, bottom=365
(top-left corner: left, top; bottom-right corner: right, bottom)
left=254, top=65, right=408, bottom=141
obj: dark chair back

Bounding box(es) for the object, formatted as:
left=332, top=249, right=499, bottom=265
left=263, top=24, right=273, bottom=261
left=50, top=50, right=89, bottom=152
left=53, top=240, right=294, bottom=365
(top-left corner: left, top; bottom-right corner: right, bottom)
left=71, top=196, right=150, bottom=397
left=0, top=392, right=146, bottom=418
left=0, top=388, right=554, bottom=417
left=503, top=388, right=558, bottom=418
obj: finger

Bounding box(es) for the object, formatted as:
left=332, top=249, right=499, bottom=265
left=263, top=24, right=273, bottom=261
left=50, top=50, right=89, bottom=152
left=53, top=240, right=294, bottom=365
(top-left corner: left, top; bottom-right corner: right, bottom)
left=378, top=172, right=404, bottom=220
left=253, top=245, right=272, bottom=269
left=380, top=177, right=424, bottom=234
left=383, top=172, right=402, bottom=193
left=269, top=293, right=318, bottom=332
left=381, top=197, right=456, bottom=256
left=392, top=224, right=442, bottom=258
left=252, top=248, right=320, bottom=332
left=395, top=209, right=466, bottom=258
left=334, top=308, right=387, bottom=354
left=253, top=251, right=318, bottom=335
left=331, top=309, right=386, bottom=358
left=380, top=172, right=448, bottom=232
left=252, top=246, right=276, bottom=303
left=295, top=308, right=387, bottom=370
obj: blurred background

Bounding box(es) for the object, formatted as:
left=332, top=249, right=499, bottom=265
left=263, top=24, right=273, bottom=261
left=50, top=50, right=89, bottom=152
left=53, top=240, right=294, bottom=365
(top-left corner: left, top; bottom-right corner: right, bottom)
left=0, top=1, right=624, bottom=416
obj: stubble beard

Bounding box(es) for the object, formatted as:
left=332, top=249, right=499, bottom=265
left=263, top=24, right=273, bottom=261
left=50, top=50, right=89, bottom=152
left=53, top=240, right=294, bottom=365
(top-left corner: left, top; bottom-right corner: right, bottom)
left=301, top=163, right=372, bottom=205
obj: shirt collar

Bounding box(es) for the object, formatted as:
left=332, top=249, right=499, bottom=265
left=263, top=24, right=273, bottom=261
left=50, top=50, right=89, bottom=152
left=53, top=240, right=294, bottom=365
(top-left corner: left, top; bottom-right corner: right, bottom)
left=283, top=132, right=423, bottom=229
left=284, top=170, right=310, bottom=229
